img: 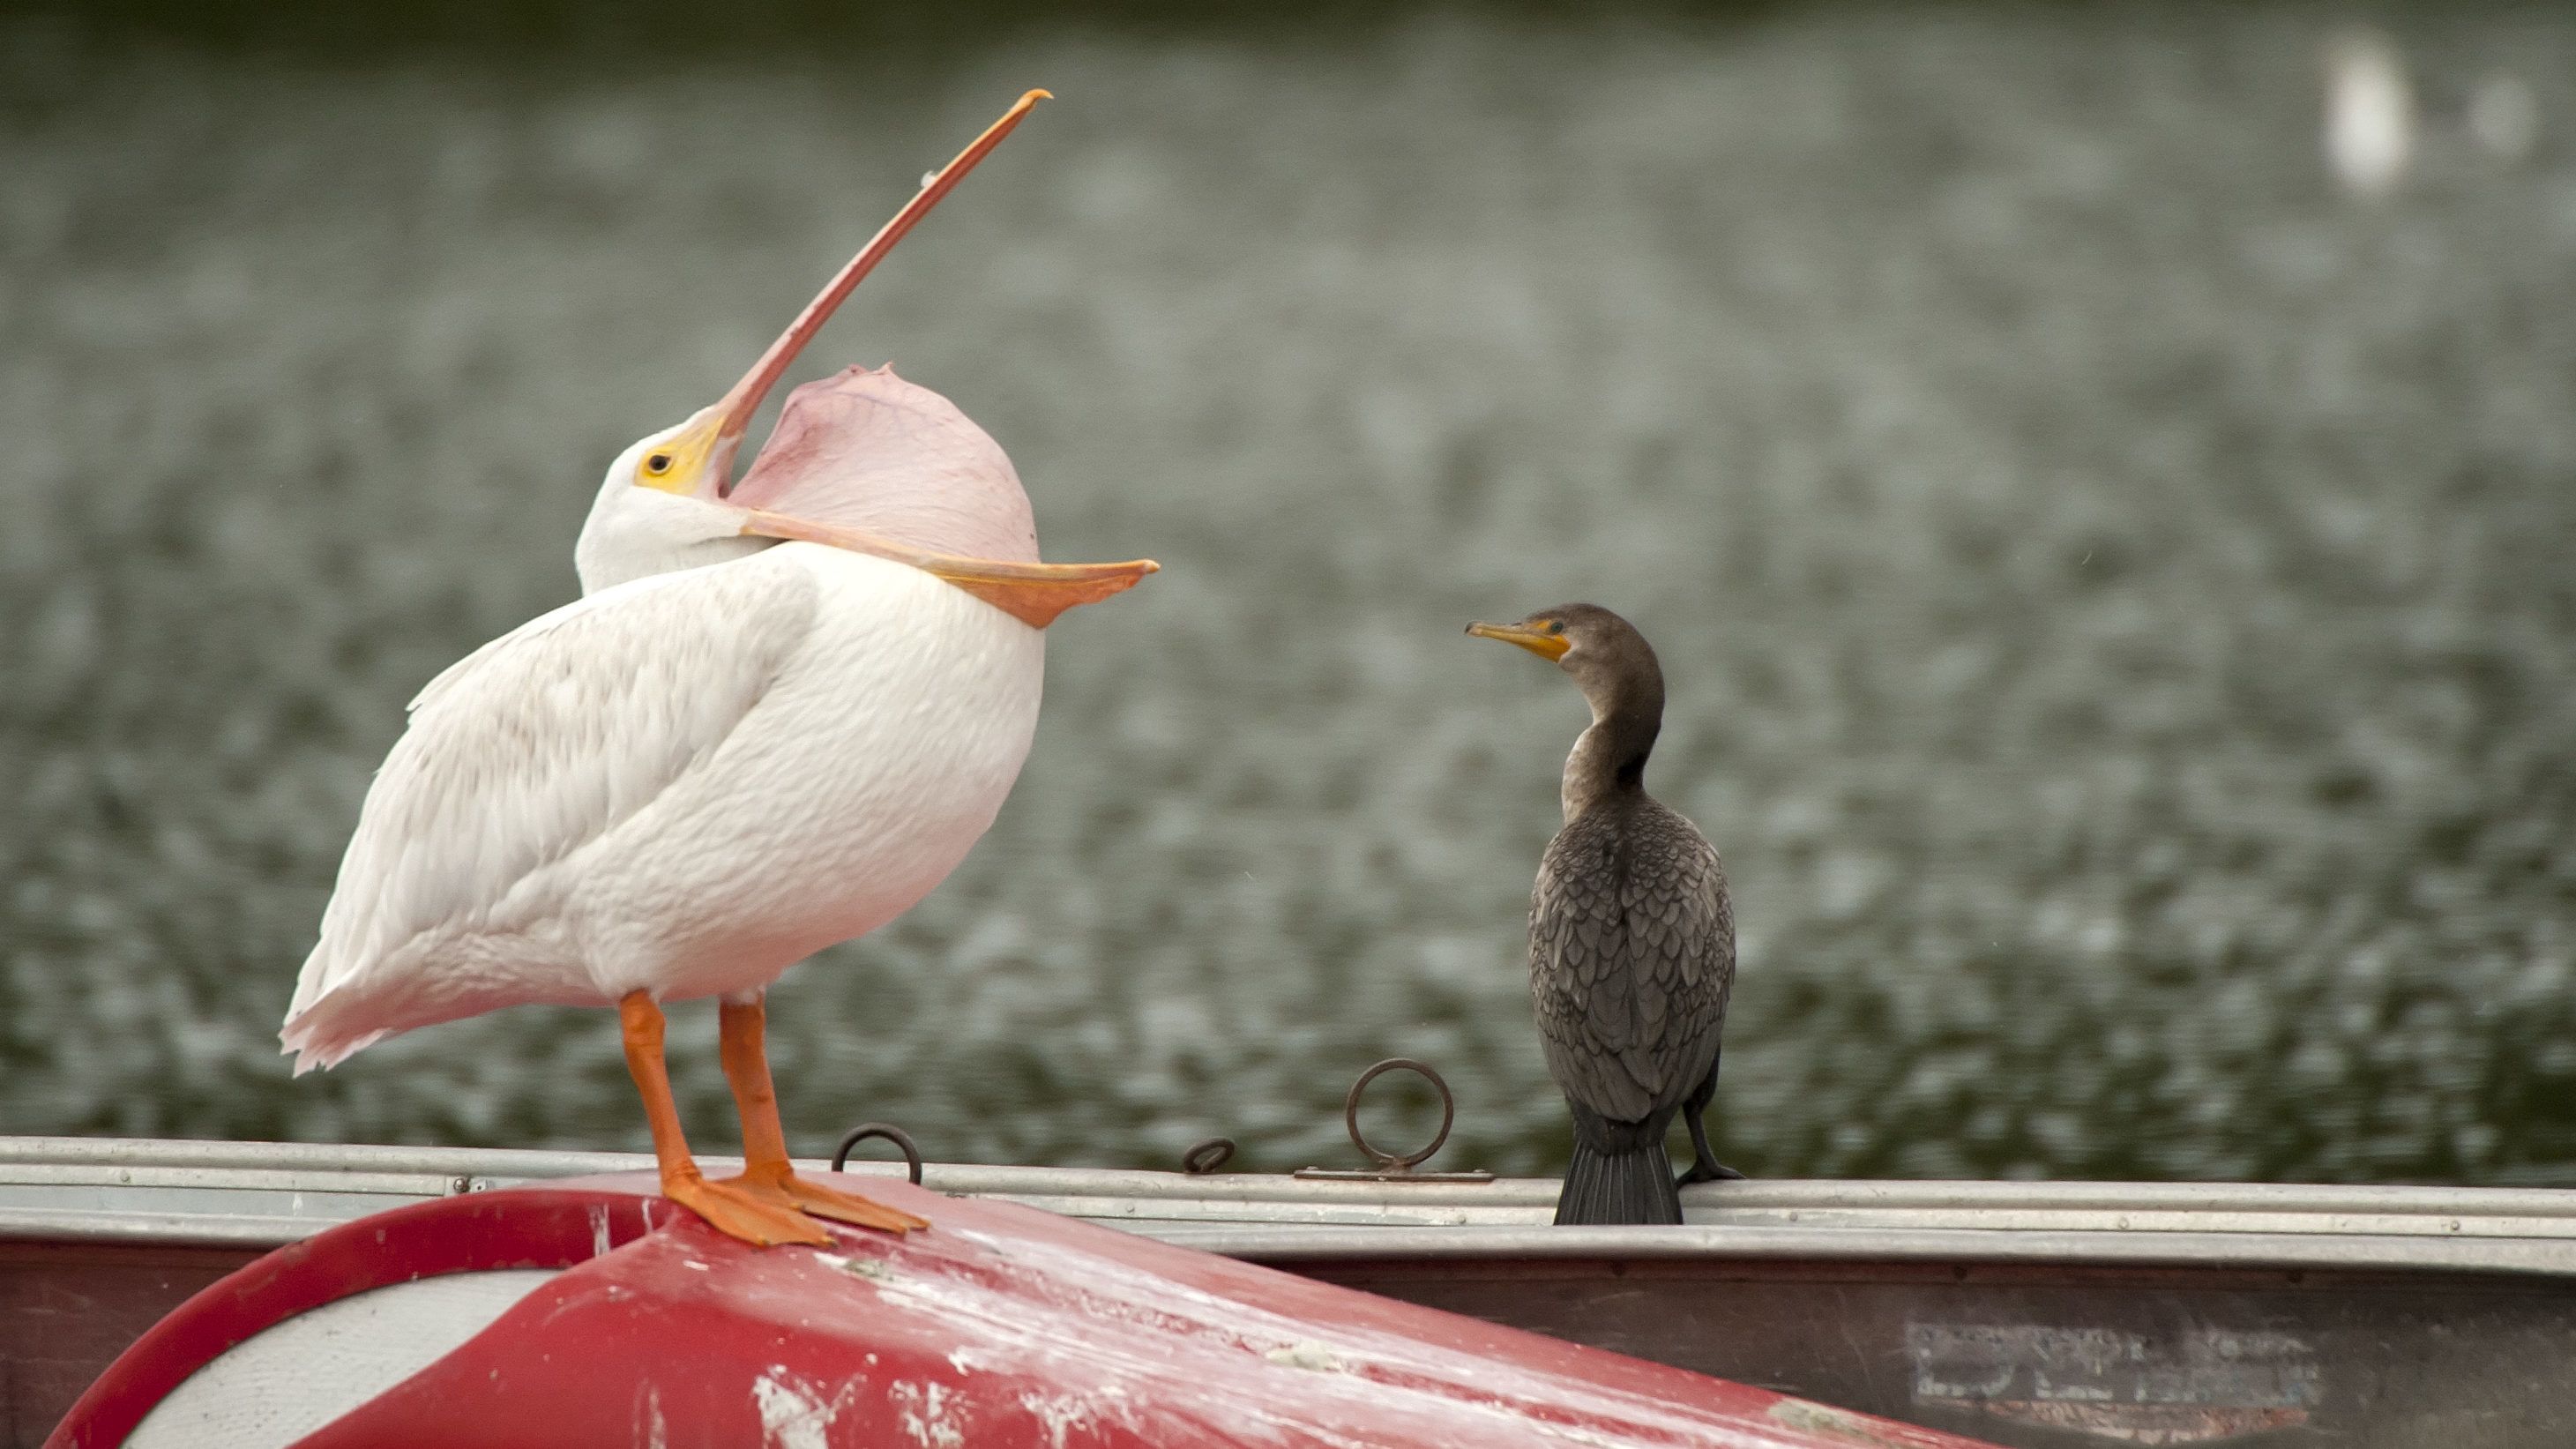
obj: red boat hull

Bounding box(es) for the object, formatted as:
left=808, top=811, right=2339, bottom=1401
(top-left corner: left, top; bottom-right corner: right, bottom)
left=52, top=1171, right=1992, bottom=1449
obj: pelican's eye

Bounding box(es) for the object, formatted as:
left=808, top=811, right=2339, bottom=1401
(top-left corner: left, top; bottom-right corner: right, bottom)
left=643, top=451, right=676, bottom=477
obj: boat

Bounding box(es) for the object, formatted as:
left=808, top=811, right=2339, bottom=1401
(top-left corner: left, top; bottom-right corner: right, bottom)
left=6, top=1132, right=2574, bottom=1447
left=48, top=1166, right=2005, bottom=1449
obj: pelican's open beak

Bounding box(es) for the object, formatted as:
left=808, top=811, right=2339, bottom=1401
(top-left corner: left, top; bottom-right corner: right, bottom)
left=640, top=90, right=1053, bottom=500
left=653, top=88, right=1159, bottom=628
left=1467, top=620, right=1572, bottom=661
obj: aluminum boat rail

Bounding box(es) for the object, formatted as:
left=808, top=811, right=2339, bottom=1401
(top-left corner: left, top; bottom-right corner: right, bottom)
left=4, top=1134, right=2573, bottom=1275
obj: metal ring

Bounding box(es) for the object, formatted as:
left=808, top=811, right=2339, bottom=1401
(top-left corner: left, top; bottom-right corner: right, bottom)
left=1182, top=1137, right=1236, bottom=1176
left=1343, top=1057, right=1453, bottom=1171
left=831, top=1122, right=923, bottom=1185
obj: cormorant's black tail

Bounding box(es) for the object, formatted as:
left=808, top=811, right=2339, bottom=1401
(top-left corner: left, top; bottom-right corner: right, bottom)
left=1554, top=1103, right=1682, bottom=1225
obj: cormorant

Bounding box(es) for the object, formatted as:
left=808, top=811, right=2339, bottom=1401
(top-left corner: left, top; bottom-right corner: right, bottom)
left=1468, top=603, right=1742, bottom=1225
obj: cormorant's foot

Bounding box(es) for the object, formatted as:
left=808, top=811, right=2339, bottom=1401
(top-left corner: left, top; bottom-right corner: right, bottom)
left=1676, top=1161, right=1748, bottom=1186
left=664, top=1172, right=833, bottom=1247
left=728, top=1169, right=930, bottom=1236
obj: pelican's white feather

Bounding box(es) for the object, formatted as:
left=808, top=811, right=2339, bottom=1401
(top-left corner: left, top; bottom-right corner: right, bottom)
left=283, top=544, right=1043, bottom=1072
left=289, top=564, right=815, bottom=1021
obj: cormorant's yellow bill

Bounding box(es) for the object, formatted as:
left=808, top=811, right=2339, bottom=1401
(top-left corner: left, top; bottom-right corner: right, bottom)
left=1467, top=617, right=1573, bottom=661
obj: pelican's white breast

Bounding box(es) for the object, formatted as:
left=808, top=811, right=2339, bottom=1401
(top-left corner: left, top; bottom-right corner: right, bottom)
left=576, top=544, right=1046, bottom=997
left=282, top=544, right=1043, bottom=1069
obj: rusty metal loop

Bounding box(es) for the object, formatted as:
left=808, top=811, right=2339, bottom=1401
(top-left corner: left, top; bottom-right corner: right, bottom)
left=1182, top=1137, right=1236, bottom=1176
left=831, top=1122, right=923, bottom=1186
left=1343, top=1057, right=1453, bottom=1172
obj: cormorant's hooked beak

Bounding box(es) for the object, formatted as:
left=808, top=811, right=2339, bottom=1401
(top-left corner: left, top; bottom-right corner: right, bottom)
left=1467, top=619, right=1572, bottom=661
left=642, top=89, right=1158, bottom=630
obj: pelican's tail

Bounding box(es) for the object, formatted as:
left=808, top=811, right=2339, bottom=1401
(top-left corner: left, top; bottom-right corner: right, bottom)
left=1554, top=1103, right=1684, bottom=1226
left=280, top=933, right=583, bottom=1074
left=279, top=1019, right=387, bottom=1076
left=279, top=977, right=390, bottom=1075
left=279, top=953, right=459, bottom=1073
left=280, top=927, right=378, bottom=1073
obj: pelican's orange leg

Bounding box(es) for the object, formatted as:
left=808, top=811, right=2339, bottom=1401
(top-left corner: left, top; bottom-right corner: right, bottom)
left=620, top=991, right=827, bottom=1247
left=716, top=994, right=929, bottom=1235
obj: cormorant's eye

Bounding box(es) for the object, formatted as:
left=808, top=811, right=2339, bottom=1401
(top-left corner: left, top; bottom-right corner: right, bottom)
left=1547, top=620, right=1565, bottom=635
left=643, top=452, right=675, bottom=476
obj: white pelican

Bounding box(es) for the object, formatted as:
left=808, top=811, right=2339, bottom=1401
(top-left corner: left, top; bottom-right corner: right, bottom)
left=281, top=92, right=1154, bottom=1247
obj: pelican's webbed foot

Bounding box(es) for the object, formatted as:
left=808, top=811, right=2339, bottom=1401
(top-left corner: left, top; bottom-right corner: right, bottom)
left=761, top=1170, right=930, bottom=1235
left=723, top=1162, right=930, bottom=1235
left=666, top=1170, right=833, bottom=1247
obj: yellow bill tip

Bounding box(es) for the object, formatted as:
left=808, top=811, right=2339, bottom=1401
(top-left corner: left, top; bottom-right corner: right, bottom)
left=1467, top=619, right=1572, bottom=661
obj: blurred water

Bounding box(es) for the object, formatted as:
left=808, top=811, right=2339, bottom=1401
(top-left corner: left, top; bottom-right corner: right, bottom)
left=3, top=7, right=2574, bottom=1184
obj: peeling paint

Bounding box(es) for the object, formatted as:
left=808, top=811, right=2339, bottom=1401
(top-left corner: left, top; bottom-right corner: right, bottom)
left=889, top=1379, right=967, bottom=1449
left=1769, top=1399, right=1919, bottom=1447
left=1018, top=1391, right=1101, bottom=1449
left=819, top=1251, right=892, bottom=1283
left=752, top=1367, right=856, bottom=1449
left=1264, top=1341, right=1347, bottom=1373
left=630, top=1382, right=668, bottom=1449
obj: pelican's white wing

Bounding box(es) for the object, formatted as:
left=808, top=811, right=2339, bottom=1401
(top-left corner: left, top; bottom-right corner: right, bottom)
left=283, top=558, right=819, bottom=1068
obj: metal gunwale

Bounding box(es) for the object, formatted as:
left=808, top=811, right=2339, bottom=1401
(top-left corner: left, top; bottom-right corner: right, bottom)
left=4, top=1135, right=2575, bottom=1275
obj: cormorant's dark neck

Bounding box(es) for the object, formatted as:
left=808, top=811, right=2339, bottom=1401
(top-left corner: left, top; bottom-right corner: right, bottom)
left=1562, top=673, right=1663, bottom=823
